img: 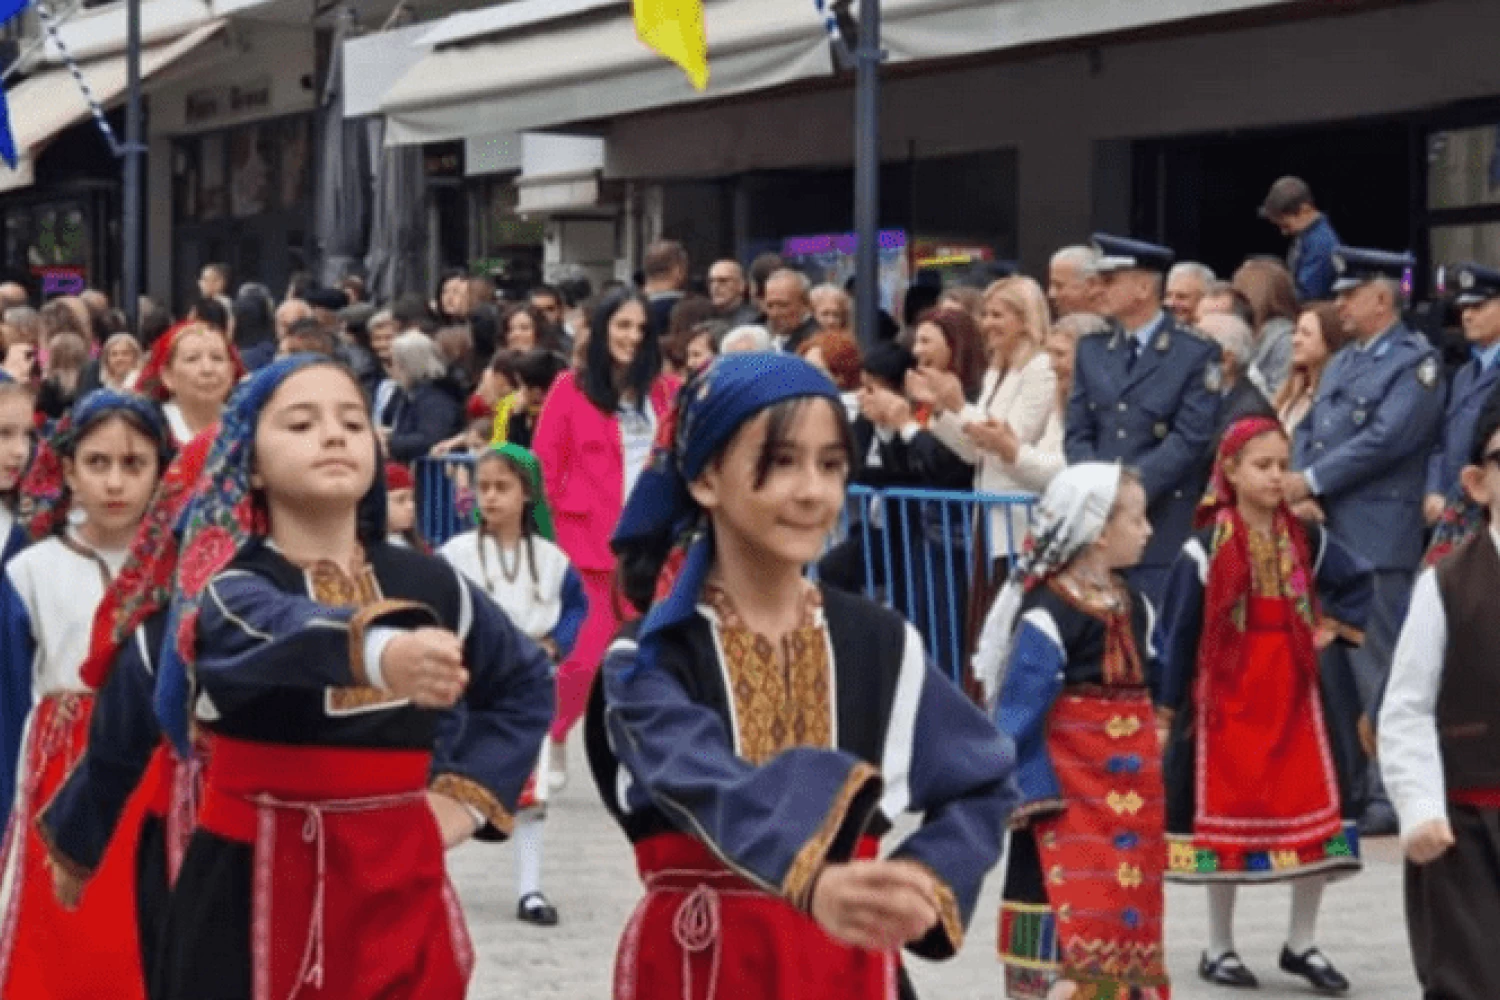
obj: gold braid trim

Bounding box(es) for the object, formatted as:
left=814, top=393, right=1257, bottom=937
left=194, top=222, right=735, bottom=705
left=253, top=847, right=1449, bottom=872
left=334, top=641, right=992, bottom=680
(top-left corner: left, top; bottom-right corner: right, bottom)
left=782, top=761, right=882, bottom=912
left=348, top=598, right=436, bottom=686
left=908, top=860, right=965, bottom=953
left=431, top=772, right=514, bottom=838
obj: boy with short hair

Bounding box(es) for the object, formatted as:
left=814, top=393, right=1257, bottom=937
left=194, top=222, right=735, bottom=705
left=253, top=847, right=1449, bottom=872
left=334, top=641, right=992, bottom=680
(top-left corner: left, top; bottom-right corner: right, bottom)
left=1381, top=389, right=1500, bottom=999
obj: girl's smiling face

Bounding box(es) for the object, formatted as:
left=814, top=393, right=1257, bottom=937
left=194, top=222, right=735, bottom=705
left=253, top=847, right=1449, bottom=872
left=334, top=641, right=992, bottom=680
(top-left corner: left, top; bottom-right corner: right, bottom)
left=689, top=397, right=852, bottom=572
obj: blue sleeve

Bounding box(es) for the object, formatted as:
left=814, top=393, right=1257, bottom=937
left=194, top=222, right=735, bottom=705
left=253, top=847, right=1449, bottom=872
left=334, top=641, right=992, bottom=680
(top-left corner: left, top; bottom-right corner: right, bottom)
left=0, top=579, right=33, bottom=822
left=1296, top=246, right=1336, bottom=304
left=1156, top=547, right=1206, bottom=712
left=1135, top=344, right=1222, bottom=504
left=431, top=577, right=555, bottom=841
left=194, top=570, right=439, bottom=713
left=1306, top=354, right=1444, bottom=498
left=549, top=566, right=589, bottom=661
left=1064, top=368, right=1099, bottom=464
left=1312, top=525, right=1374, bottom=643
left=884, top=628, right=1016, bottom=960
left=1424, top=382, right=1454, bottom=497
left=602, top=635, right=885, bottom=911
left=38, top=619, right=163, bottom=876
left=994, top=619, right=1064, bottom=816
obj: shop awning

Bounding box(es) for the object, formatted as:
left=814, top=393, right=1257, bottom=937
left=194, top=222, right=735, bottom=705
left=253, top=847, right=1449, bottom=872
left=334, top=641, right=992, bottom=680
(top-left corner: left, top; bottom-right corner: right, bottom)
left=377, top=0, right=1299, bottom=147
left=0, top=20, right=227, bottom=193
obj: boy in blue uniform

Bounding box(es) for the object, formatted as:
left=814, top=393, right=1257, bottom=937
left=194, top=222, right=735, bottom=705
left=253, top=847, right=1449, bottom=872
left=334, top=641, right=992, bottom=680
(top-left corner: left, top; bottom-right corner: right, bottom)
left=1286, top=245, right=1444, bottom=835
left=1065, top=233, right=1222, bottom=603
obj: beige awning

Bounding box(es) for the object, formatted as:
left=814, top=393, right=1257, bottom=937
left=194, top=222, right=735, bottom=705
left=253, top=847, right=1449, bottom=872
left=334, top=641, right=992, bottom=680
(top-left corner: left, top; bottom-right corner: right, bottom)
left=0, top=20, right=227, bottom=193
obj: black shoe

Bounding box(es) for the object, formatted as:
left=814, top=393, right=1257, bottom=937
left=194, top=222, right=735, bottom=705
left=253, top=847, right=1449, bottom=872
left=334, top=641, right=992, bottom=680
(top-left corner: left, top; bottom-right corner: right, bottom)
left=1358, top=800, right=1399, bottom=837
left=1279, top=946, right=1349, bottom=995
left=1199, top=951, right=1259, bottom=989
left=517, top=891, right=559, bottom=926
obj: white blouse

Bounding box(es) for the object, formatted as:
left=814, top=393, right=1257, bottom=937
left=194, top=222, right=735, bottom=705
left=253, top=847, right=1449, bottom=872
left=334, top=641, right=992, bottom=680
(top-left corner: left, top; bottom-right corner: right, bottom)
left=5, top=533, right=127, bottom=697
left=439, top=531, right=572, bottom=641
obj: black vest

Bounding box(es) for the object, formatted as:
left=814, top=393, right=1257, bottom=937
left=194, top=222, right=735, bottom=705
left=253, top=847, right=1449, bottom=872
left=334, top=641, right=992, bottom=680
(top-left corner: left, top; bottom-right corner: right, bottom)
left=1433, top=533, right=1500, bottom=790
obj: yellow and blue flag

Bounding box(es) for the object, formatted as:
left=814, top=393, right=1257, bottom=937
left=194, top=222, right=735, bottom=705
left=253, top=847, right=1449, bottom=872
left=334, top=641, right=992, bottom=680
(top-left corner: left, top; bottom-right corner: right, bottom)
left=633, top=0, right=708, bottom=91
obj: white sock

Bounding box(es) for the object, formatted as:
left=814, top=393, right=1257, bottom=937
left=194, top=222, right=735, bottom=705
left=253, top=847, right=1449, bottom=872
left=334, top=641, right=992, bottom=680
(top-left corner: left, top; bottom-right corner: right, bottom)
left=1206, top=884, right=1238, bottom=960
left=515, top=814, right=544, bottom=899
left=1287, top=876, right=1326, bottom=955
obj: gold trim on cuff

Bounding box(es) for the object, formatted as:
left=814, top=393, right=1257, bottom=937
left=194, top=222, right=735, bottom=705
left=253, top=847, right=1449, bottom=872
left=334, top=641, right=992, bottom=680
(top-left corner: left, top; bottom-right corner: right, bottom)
left=348, top=598, right=435, bottom=686
left=431, top=772, right=514, bottom=838
left=782, top=761, right=882, bottom=912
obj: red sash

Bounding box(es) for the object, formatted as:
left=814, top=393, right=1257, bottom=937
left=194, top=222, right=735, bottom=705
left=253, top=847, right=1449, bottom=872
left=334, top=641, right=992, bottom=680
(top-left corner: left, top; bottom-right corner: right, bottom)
left=199, top=737, right=473, bottom=1000
left=615, top=832, right=896, bottom=1000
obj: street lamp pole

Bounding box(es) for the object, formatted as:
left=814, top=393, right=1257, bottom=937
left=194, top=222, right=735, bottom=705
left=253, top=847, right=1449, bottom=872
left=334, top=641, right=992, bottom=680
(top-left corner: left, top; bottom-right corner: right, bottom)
left=852, top=0, right=880, bottom=350
left=121, top=0, right=142, bottom=331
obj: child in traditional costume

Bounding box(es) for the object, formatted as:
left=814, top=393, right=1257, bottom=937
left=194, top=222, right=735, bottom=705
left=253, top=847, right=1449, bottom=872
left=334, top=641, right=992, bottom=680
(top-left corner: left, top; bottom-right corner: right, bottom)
left=1157, top=416, right=1373, bottom=993
left=0, top=379, right=33, bottom=573
left=38, top=429, right=215, bottom=996
left=980, top=461, right=1167, bottom=1000
left=150, top=355, right=554, bottom=1000
left=590, top=353, right=1014, bottom=1000
left=0, top=389, right=172, bottom=1000
left=1381, top=392, right=1500, bottom=1000
left=439, top=442, right=587, bottom=926
left=384, top=460, right=428, bottom=550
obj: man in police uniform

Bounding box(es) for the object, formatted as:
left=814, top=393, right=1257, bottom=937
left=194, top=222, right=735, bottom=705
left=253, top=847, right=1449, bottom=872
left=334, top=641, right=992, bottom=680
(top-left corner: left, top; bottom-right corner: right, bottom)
left=1066, top=234, right=1222, bottom=602
left=1424, top=264, right=1500, bottom=522
left=1286, top=246, right=1444, bottom=836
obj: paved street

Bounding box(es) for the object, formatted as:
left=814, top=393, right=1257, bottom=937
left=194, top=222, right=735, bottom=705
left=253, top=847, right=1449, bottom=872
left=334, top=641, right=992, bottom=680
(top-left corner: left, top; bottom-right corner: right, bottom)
left=451, top=733, right=1419, bottom=998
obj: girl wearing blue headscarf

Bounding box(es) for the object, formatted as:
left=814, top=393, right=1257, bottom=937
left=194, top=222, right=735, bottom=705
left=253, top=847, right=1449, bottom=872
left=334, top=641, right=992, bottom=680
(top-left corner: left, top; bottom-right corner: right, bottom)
left=147, top=356, right=554, bottom=1000
left=588, top=353, right=1016, bottom=1000
left=0, top=388, right=171, bottom=1000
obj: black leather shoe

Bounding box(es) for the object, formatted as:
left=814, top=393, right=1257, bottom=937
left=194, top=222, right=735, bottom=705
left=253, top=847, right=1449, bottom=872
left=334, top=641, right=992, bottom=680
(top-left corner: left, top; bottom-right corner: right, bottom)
left=517, top=892, right=560, bottom=926
left=1199, top=951, right=1259, bottom=988
left=1279, top=946, right=1349, bottom=995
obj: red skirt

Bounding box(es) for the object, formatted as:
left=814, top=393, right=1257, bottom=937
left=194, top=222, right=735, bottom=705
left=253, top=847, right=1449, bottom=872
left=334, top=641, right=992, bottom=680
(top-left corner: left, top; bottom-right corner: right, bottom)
left=0, top=692, right=148, bottom=1000
left=198, top=737, right=473, bottom=1000
left=615, top=833, right=897, bottom=1000
left=1187, top=598, right=1345, bottom=872
left=1031, top=688, right=1169, bottom=999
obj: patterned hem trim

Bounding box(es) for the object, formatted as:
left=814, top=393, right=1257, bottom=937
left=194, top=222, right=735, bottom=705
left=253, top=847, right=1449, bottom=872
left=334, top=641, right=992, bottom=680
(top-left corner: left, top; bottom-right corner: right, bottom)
left=33, top=817, right=92, bottom=883
left=430, top=773, right=514, bottom=838
left=783, top=761, right=882, bottom=912
left=1010, top=798, right=1067, bottom=829
left=1167, top=824, right=1361, bottom=883
left=348, top=598, right=437, bottom=686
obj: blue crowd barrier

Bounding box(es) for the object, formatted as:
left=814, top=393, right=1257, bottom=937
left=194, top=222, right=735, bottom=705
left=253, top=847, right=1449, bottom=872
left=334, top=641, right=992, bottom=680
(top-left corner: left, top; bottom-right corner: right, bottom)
left=414, top=457, right=1037, bottom=683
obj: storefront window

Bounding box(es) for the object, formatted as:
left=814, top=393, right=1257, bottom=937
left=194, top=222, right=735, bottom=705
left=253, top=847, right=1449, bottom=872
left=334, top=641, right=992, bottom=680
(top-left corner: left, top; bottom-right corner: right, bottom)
left=1430, top=221, right=1500, bottom=271
left=1427, top=125, right=1500, bottom=211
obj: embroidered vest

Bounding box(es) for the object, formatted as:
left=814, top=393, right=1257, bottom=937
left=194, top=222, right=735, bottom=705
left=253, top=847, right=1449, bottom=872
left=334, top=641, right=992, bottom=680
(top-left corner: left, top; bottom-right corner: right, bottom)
left=1433, top=534, right=1500, bottom=791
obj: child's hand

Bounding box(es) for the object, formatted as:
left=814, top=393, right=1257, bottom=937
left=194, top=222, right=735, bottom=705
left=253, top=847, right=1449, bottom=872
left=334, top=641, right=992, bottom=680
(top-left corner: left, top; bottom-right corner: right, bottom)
left=50, top=861, right=85, bottom=910
left=427, top=791, right=481, bottom=849
left=1154, top=707, right=1175, bottom=748
left=810, top=859, right=939, bottom=951
left=380, top=629, right=469, bottom=708
left=538, top=636, right=559, bottom=661
left=1314, top=624, right=1337, bottom=651
left=1404, top=818, right=1455, bottom=865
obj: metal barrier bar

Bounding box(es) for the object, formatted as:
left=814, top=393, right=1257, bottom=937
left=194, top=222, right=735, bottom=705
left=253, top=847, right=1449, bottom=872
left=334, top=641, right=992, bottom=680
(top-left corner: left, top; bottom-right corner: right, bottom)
left=414, top=458, right=1037, bottom=682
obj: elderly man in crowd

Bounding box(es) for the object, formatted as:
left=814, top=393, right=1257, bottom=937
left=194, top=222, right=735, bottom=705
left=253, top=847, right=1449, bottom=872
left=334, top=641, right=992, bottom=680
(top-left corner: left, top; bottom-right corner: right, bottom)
left=763, top=269, right=820, bottom=353
left=1286, top=246, right=1443, bottom=836
left=1048, top=245, right=1103, bottom=318
left=1165, top=262, right=1215, bottom=327
left=274, top=297, right=314, bottom=343
left=707, top=259, right=759, bottom=328
left=1066, top=234, right=1222, bottom=602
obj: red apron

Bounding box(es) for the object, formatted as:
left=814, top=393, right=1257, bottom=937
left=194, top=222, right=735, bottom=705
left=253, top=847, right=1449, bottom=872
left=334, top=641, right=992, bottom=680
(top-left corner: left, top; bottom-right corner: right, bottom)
left=0, top=692, right=148, bottom=1000
left=615, top=832, right=897, bottom=1000
left=198, top=737, right=473, bottom=1000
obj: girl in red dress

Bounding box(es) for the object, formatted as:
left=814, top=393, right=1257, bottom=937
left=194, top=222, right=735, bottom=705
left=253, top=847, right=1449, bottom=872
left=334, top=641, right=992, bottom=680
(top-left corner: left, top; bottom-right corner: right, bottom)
left=1158, top=416, right=1373, bottom=993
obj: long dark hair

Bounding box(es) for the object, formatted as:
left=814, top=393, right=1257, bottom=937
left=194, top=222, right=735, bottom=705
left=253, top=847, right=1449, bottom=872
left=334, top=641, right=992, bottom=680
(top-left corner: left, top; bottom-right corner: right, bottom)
left=614, top=393, right=854, bottom=615
left=474, top=449, right=542, bottom=587
left=581, top=289, right=659, bottom=415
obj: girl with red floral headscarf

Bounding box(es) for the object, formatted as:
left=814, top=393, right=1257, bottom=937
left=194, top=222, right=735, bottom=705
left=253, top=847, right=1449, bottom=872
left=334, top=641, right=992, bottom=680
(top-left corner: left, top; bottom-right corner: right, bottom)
left=1157, top=416, right=1373, bottom=993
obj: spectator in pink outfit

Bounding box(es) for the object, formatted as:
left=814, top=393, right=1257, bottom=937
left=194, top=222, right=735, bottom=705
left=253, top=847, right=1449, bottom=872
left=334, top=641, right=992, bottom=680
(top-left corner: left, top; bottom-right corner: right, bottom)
left=531, top=290, right=678, bottom=789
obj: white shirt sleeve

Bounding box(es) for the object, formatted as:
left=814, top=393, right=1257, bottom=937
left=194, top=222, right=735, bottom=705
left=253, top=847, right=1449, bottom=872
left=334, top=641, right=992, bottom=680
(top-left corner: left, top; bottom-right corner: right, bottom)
left=363, top=627, right=402, bottom=690
left=1378, top=568, right=1450, bottom=843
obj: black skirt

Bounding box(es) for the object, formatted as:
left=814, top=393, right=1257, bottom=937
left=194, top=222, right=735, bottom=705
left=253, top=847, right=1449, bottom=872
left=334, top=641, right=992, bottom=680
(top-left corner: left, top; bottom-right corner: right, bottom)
left=155, top=830, right=253, bottom=1000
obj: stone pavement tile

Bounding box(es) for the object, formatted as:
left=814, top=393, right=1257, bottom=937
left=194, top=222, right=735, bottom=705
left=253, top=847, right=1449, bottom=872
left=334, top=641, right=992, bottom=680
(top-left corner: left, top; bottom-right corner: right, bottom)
left=454, top=737, right=1420, bottom=999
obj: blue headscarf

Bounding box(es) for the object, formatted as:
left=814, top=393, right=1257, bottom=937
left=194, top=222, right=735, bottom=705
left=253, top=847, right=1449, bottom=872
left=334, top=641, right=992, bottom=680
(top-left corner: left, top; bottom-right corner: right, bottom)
left=611, top=352, right=840, bottom=677
left=154, top=354, right=383, bottom=751
left=19, top=388, right=171, bottom=541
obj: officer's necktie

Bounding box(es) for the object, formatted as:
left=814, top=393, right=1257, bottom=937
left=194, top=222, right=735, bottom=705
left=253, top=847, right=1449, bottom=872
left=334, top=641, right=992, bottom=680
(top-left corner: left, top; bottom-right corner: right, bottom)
left=1126, top=337, right=1141, bottom=373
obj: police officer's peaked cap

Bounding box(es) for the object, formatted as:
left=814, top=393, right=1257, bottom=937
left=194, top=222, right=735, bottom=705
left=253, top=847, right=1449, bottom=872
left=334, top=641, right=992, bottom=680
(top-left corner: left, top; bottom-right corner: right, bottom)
left=1329, top=246, right=1414, bottom=294
left=1090, top=234, right=1175, bottom=275
left=1451, top=263, right=1500, bottom=308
